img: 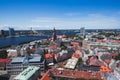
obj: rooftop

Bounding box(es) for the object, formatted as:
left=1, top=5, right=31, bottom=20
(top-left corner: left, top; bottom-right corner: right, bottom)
left=41, top=68, right=102, bottom=80
left=29, top=56, right=42, bottom=63
left=0, top=58, right=11, bottom=63
left=11, top=57, right=25, bottom=63
left=14, top=66, right=40, bottom=80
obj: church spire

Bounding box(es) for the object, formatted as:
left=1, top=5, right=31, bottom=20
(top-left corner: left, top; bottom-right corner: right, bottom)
left=52, top=27, right=57, bottom=41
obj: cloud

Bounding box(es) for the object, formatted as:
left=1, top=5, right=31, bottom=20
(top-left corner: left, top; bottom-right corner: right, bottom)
left=0, top=24, right=11, bottom=30
left=0, top=24, right=53, bottom=30
left=0, top=24, right=31, bottom=30
left=0, top=13, right=120, bottom=30
left=85, top=13, right=120, bottom=29
left=31, top=13, right=120, bottom=29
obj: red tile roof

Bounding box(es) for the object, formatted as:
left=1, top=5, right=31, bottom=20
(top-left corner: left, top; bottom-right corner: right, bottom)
left=100, top=66, right=112, bottom=72
left=50, top=45, right=57, bottom=49
left=96, top=40, right=106, bottom=42
left=0, top=58, right=11, bottom=63
left=111, top=40, right=120, bottom=43
left=111, top=53, right=118, bottom=58
left=40, top=70, right=51, bottom=80
left=89, top=57, right=105, bottom=66
left=105, top=59, right=111, bottom=64
left=71, top=42, right=80, bottom=46
left=72, top=53, right=80, bottom=59
left=45, top=53, right=53, bottom=59
left=41, top=68, right=102, bottom=80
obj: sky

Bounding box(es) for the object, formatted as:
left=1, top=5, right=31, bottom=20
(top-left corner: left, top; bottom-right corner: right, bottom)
left=0, top=0, right=120, bottom=30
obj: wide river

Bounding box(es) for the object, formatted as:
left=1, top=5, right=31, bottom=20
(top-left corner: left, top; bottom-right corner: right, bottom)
left=0, top=36, right=48, bottom=48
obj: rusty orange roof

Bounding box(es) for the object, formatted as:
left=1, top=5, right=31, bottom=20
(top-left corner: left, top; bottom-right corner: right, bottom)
left=100, top=66, right=112, bottom=72
left=45, top=53, right=53, bottom=59
left=40, top=70, right=51, bottom=80
left=41, top=68, right=102, bottom=80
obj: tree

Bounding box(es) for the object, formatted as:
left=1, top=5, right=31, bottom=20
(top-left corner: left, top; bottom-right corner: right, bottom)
left=77, top=58, right=82, bottom=65
left=114, top=54, right=120, bottom=60
left=0, top=50, right=7, bottom=59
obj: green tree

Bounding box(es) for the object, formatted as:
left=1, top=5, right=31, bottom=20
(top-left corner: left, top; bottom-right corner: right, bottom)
left=0, top=50, right=7, bottom=59
left=114, top=54, right=120, bottom=60
left=77, top=58, right=82, bottom=65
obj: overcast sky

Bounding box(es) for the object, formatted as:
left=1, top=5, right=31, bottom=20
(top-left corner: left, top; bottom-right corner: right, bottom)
left=0, top=0, right=120, bottom=30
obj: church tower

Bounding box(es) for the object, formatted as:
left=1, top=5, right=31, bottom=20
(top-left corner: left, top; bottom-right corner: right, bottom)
left=52, top=27, right=57, bottom=41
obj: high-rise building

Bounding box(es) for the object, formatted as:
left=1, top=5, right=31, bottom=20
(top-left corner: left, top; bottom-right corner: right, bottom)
left=9, top=28, right=15, bottom=37
left=0, top=30, right=5, bottom=37
left=80, top=27, right=85, bottom=36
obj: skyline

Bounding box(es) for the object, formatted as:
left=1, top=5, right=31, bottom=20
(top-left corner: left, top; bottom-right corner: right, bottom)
left=0, top=0, right=120, bottom=30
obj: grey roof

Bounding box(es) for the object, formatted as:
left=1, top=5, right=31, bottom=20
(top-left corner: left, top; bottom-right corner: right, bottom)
left=100, top=54, right=112, bottom=61
left=11, top=57, right=25, bottom=63
left=34, top=49, right=43, bottom=54
left=29, top=56, right=42, bottom=62
left=114, top=68, right=120, bottom=74
left=106, top=73, right=118, bottom=80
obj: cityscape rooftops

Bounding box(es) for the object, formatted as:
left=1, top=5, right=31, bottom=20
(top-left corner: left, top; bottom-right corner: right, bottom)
left=1, top=29, right=120, bottom=80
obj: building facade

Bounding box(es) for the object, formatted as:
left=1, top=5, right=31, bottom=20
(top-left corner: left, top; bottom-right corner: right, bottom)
left=9, top=28, right=15, bottom=37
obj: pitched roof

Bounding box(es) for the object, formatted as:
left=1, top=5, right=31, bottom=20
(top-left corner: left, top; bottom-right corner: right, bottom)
left=41, top=68, right=102, bottom=80
left=45, top=53, right=53, bottom=59
left=0, top=58, right=11, bottom=63
left=14, top=66, right=40, bottom=80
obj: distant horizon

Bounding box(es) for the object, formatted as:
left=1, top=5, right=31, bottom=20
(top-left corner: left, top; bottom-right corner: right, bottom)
left=1, top=27, right=120, bottom=31
left=0, top=0, right=120, bottom=30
